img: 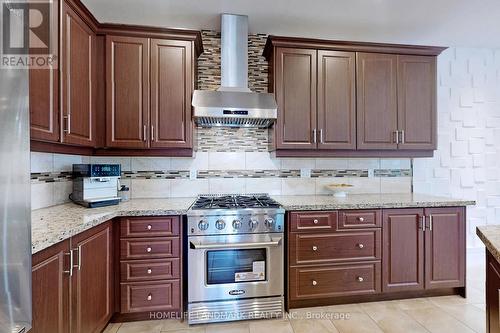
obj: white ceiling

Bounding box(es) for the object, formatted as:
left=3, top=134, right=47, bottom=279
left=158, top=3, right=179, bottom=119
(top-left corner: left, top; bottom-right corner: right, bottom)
left=81, top=0, right=500, bottom=48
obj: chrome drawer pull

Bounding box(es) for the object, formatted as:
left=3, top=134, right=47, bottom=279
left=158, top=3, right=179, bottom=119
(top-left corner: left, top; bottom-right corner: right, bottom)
left=313, top=219, right=319, bottom=224
left=357, top=243, right=364, bottom=249
left=147, top=268, right=152, bottom=274
left=147, top=294, right=152, bottom=301
left=312, top=280, right=317, bottom=286
left=147, top=225, right=152, bottom=230
left=312, top=246, right=318, bottom=251
left=357, top=276, right=364, bottom=282
left=358, top=217, right=365, bottom=222
left=146, top=247, right=152, bottom=253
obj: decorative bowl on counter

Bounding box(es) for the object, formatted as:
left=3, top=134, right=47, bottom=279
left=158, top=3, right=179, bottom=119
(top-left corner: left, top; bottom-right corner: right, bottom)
left=325, top=183, right=354, bottom=197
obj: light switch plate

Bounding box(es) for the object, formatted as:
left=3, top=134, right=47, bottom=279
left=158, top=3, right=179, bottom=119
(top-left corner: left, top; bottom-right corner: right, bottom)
left=368, top=169, right=374, bottom=178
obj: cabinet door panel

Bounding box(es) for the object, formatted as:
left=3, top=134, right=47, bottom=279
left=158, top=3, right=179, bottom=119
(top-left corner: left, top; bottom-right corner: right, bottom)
left=106, top=36, right=149, bottom=148
left=30, top=0, right=59, bottom=142
left=31, top=240, right=70, bottom=333
left=424, top=207, right=465, bottom=289
left=398, top=55, right=437, bottom=150
left=151, top=39, right=193, bottom=148
left=357, top=53, right=398, bottom=150
left=275, top=48, right=317, bottom=149
left=382, top=209, right=425, bottom=292
left=61, top=2, right=96, bottom=146
left=71, top=222, right=113, bottom=333
left=317, top=50, right=356, bottom=149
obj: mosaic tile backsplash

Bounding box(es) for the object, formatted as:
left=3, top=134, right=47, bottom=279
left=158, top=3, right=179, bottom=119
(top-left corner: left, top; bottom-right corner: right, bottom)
left=31, top=152, right=413, bottom=209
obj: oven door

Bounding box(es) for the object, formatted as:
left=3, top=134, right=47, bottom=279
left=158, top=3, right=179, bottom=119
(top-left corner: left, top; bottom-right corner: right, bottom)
left=188, top=234, right=284, bottom=303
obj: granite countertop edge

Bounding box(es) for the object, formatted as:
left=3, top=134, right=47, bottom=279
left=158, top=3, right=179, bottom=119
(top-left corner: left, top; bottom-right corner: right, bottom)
left=477, top=226, right=500, bottom=264
left=32, top=194, right=475, bottom=254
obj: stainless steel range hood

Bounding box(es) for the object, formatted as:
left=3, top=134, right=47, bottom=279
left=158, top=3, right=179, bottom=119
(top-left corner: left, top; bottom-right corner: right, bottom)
left=192, top=14, right=277, bottom=128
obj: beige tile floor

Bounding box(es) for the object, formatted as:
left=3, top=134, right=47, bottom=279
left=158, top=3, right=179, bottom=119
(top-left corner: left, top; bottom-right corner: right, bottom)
left=105, top=249, right=486, bottom=333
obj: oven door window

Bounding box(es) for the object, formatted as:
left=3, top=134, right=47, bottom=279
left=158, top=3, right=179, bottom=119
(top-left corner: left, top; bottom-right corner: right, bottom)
left=206, top=249, right=267, bottom=285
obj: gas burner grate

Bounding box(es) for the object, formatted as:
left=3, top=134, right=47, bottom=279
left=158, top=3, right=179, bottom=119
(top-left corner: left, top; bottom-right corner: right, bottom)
left=191, top=194, right=281, bottom=210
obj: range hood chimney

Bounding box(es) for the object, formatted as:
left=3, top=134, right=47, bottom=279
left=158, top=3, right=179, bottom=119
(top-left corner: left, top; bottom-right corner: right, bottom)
left=192, top=14, right=278, bottom=128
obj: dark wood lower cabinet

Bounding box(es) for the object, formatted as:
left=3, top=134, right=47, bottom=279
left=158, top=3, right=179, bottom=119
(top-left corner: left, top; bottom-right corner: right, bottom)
left=31, top=240, right=70, bottom=333
left=383, top=209, right=425, bottom=292
left=71, top=221, right=113, bottom=333
left=287, top=207, right=466, bottom=309
left=487, top=251, right=500, bottom=333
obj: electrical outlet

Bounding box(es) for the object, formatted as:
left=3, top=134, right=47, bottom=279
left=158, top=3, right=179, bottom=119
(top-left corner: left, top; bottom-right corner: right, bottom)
left=300, top=168, right=311, bottom=178
left=368, top=169, right=374, bottom=178
left=189, top=169, right=197, bottom=180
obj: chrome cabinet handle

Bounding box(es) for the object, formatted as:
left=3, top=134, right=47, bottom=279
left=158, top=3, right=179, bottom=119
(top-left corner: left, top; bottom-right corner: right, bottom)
left=63, top=115, right=71, bottom=134
left=73, top=245, right=82, bottom=271
left=358, top=217, right=365, bottom=222
left=313, top=219, right=319, bottom=224
left=63, top=249, right=74, bottom=276
left=429, top=215, right=433, bottom=231
left=394, top=130, right=399, bottom=144
left=151, top=125, right=154, bottom=141
left=313, top=129, right=317, bottom=144
left=420, top=215, right=426, bottom=231
left=400, top=130, right=405, bottom=144
left=357, top=276, right=364, bottom=282
left=312, top=246, right=318, bottom=251
left=147, top=294, right=152, bottom=301
left=312, top=280, right=317, bottom=286
left=147, top=268, right=152, bottom=274
left=143, top=125, right=147, bottom=142
left=319, top=129, right=324, bottom=144
left=147, top=225, right=152, bottom=230
left=146, top=247, right=152, bottom=253
left=357, top=243, right=364, bottom=249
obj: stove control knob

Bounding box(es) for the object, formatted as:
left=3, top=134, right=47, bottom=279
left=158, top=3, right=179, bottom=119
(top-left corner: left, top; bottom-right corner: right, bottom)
left=198, top=220, right=209, bottom=231
left=265, top=218, right=275, bottom=227
left=249, top=219, right=259, bottom=229
left=232, top=220, right=242, bottom=229
left=215, top=219, right=226, bottom=230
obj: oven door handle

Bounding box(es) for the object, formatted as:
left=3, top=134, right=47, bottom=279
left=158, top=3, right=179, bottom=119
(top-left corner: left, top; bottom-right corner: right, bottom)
left=189, top=237, right=282, bottom=249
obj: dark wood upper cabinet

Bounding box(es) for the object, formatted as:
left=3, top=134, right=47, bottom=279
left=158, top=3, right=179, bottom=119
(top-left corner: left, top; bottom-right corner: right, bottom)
left=274, top=47, right=317, bottom=149
left=61, top=1, right=96, bottom=146
left=317, top=51, right=356, bottom=150
left=150, top=39, right=193, bottom=148
left=356, top=53, right=398, bottom=150
left=29, top=0, right=59, bottom=143
left=397, top=55, right=437, bottom=150
left=382, top=209, right=425, bottom=292
left=31, top=240, right=70, bottom=333
left=70, top=221, right=113, bottom=333
left=424, top=207, right=465, bottom=289
left=106, top=36, right=150, bottom=148
left=264, top=36, right=445, bottom=157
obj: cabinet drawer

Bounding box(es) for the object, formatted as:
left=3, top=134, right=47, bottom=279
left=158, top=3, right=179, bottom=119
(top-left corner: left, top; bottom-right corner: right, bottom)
left=120, top=216, right=180, bottom=238
left=289, top=262, right=381, bottom=300
left=289, top=230, right=381, bottom=265
left=290, top=211, right=337, bottom=232
left=339, top=210, right=381, bottom=229
left=121, top=280, right=181, bottom=313
left=120, top=259, right=180, bottom=282
left=120, top=237, right=180, bottom=260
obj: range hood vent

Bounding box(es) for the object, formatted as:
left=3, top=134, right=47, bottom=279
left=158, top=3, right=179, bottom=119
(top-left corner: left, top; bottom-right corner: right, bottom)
left=192, top=14, right=277, bottom=128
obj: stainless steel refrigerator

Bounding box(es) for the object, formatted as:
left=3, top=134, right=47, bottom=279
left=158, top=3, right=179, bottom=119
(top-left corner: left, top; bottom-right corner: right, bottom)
left=0, top=1, right=33, bottom=332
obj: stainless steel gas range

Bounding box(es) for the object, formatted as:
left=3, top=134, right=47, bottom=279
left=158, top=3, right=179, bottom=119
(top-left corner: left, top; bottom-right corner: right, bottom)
left=186, top=194, right=285, bottom=325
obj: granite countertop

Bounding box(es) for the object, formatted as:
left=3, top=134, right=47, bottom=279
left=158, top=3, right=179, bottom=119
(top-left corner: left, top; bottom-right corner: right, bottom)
left=477, top=225, right=500, bottom=264
left=271, top=193, right=475, bottom=211
left=32, top=193, right=475, bottom=255
left=31, top=198, right=195, bottom=254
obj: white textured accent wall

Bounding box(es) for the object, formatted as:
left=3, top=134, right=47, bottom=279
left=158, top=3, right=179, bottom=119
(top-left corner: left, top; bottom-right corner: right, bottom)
left=413, top=47, right=500, bottom=248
